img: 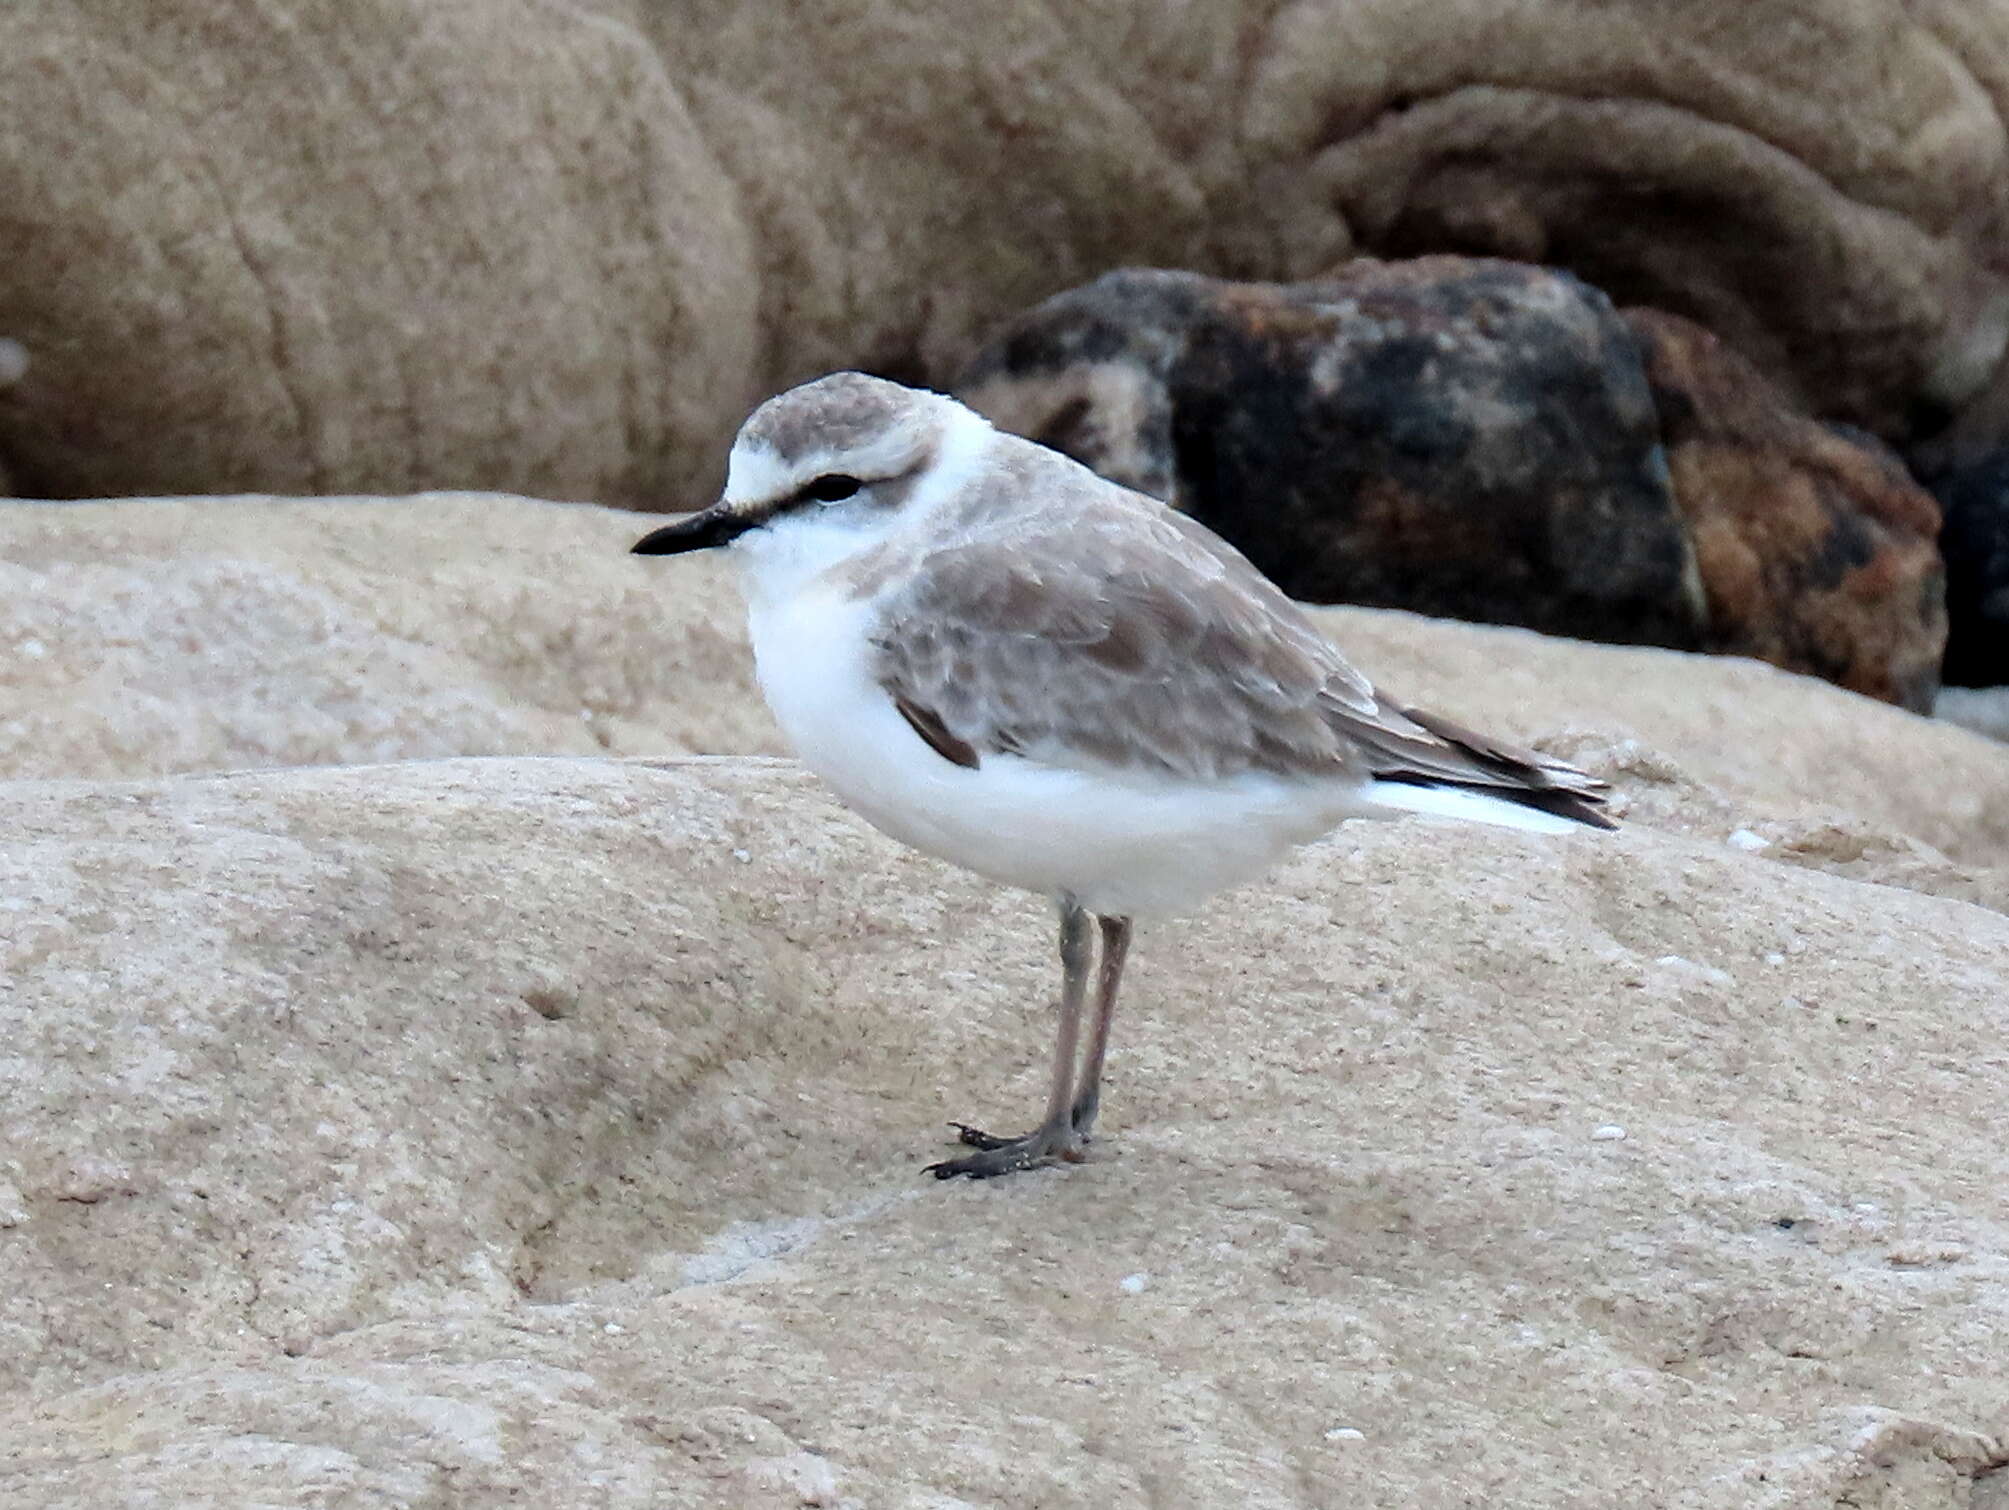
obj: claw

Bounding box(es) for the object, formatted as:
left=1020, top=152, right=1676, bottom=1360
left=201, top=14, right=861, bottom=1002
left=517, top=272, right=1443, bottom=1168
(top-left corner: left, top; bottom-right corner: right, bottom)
left=949, top=1122, right=1016, bottom=1151
left=926, top=1155, right=1002, bottom=1179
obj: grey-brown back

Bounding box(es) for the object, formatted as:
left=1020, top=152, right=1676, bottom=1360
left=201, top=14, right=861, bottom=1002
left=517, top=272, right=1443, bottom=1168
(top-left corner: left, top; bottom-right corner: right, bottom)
left=863, top=433, right=1612, bottom=827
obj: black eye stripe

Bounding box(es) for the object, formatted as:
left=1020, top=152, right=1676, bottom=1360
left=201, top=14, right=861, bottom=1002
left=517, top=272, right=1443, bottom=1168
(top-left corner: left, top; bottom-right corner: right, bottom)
left=798, top=473, right=863, bottom=504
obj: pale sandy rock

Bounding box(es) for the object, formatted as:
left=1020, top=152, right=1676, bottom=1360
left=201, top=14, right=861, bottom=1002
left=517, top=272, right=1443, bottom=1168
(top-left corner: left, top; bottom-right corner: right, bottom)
left=8, top=493, right=2009, bottom=875
left=5, top=4, right=2009, bottom=504
left=6, top=492, right=2009, bottom=1501
left=1939, top=685, right=2009, bottom=742
left=3, top=752, right=2009, bottom=1505
left=0, top=4, right=761, bottom=507
left=1325, top=609, right=2009, bottom=878
left=0, top=494, right=784, bottom=781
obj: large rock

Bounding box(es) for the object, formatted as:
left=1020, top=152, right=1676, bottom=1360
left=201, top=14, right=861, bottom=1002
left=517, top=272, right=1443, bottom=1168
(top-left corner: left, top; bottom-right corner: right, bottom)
left=5, top=493, right=2007, bottom=866
left=959, top=266, right=1948, bottom=711
left=1625, top=309, right=1949, bottom=712
left=957, top=261, right=1704, bottom=651
left=4, top=3, right=2009, bottom=504
left=4, top=755, right=2009, bottom=1503
left=0, top=494, right=784, bottom=782
left=6, top=490, right=2009, bottom=1503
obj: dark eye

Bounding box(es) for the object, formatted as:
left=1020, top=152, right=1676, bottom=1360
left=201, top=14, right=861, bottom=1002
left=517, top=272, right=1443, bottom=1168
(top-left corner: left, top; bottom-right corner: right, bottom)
left=801, top=473, right=863, bottom=504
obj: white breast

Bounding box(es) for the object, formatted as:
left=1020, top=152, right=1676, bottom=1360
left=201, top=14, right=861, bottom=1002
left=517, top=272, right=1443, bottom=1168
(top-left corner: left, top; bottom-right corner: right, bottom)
left=744, top=580, right=1378, bottom=917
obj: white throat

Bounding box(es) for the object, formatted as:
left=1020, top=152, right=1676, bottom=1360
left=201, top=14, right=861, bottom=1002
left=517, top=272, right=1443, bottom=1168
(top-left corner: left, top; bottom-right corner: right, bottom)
left=729, top=404, right=996, bottom=608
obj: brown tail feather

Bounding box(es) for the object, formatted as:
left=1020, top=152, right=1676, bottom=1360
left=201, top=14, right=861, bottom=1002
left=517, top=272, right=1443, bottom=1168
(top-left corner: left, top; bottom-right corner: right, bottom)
left=1368, top=704, right=1617, bottom=831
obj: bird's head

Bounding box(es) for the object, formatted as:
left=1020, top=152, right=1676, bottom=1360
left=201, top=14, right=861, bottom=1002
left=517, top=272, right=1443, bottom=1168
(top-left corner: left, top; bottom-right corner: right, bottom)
left=631, top=372, right=980, bottom=562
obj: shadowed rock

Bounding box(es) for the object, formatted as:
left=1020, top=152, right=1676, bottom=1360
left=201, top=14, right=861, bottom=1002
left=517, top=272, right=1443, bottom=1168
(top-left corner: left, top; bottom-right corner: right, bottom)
left=1917, top=451, right=2009, bottom=689
left=959, top=261, right=1707, bottom=651
left=7, top=3, right=2009, bottom=504
left=1625, top=309, right=1948, bottom=712
left=961, top=264, right=1948, bottom=711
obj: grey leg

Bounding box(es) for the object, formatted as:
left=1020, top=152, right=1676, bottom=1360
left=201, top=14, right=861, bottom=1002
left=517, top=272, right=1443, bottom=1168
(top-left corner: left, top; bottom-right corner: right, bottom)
left=928, top=898, right=1093, bottom=1179
left=1068, top=915, right=1131, bottom=1139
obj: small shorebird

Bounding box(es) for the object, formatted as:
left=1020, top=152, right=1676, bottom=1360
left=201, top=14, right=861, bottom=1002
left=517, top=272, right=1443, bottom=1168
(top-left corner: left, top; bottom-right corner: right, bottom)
left=633, top=373, right=1612, bottom=1178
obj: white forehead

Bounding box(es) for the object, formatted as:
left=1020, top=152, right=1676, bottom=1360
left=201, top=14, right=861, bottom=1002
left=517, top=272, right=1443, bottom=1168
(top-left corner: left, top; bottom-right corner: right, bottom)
left=722, top=441, right=794, bottom=507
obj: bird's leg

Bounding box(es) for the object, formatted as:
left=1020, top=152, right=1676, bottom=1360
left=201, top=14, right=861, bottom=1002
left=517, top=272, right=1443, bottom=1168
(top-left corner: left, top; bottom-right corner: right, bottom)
left=1069, top=914, right=1131, bottom=1139
left=928, top=898, right=1092, bottom=1178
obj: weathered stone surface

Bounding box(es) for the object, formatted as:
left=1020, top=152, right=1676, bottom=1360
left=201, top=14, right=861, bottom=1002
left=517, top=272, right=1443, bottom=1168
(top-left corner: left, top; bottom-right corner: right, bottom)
left=0, top=495, right=784, bottom=782
left=6, top=491, right=2009, bottom=1503
left=6, top=3, right=2009, bottom=505
left=959, top=261, right=1706, bottom=649
left=6, top=493, right=2007, bottom=864
left=4, top=749, right=2009, bottom=1504
left=1921, top=451, right=2009, bottom=688
left=1626, top=309, right=1949, bottom=713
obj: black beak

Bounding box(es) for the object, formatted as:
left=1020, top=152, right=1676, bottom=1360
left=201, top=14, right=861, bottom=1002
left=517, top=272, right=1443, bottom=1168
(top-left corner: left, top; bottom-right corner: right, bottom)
left=630, top=504, right=751, bottom=556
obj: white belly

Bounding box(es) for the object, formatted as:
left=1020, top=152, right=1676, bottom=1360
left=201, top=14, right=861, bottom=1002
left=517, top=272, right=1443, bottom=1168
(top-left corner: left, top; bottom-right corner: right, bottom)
left=745, top=586, right=1374, bottom=916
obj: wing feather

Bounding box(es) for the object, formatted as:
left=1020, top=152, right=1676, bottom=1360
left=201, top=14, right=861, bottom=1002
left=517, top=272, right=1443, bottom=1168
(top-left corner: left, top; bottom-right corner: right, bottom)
left=868, top=475, right=1610, bottom=827
left=872, top=503, right=1356, bottom=782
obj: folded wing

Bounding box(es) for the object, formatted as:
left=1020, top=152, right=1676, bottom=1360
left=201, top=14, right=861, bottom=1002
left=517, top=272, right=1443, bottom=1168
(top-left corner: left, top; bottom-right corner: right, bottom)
left=870, top=494, right=1612, bottom=829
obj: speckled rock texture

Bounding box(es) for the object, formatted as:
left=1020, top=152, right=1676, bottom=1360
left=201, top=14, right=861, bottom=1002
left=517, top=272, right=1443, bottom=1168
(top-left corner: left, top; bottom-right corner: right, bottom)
left=3, top=494, right=2009, bottom=1506
left=959, top=265, right=1948, bottom=711
left=958, top=260, right=1705, bottom=651
left=1625, top=308, right=1949, bottom=713
left=0, top=495, right=781, bottom=782
left=5, top=2, right=2009, bottom=505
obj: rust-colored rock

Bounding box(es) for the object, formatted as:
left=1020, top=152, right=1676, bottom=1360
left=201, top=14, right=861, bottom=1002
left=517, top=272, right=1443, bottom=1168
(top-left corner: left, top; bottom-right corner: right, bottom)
left=1625, top=309, right=1948, bottom=712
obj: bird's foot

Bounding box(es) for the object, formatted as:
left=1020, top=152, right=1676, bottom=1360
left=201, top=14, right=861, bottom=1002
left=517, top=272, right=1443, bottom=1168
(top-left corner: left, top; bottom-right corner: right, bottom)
left=926, top=1119, right=1085, bottom=1179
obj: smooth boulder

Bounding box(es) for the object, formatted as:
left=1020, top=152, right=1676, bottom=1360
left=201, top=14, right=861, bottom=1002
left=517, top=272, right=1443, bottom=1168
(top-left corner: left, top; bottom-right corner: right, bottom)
left=4, top=744, right=2009, bottom=1503
left=5, top=2, right=2009, bottom=504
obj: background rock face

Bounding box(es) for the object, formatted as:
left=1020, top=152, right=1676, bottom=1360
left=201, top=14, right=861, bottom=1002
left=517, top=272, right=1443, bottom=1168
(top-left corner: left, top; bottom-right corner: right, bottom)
left=0, top=3, right=761, bottom=509
left=5, top=1, right=2009, bottom=505
left=4, top=494, right=2009, bottom=1504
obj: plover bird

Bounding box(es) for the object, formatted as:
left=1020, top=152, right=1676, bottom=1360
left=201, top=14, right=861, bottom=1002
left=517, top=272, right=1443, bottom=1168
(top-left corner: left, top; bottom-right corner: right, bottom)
left=633, top=372, right=1613, bottom=1179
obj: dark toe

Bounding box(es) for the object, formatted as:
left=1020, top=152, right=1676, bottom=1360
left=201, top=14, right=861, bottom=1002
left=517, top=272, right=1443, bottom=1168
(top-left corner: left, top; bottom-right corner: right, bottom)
left=950, top=1121, right=1019, bottom=1151
left=926, top=1152, right=1016, bottom=1179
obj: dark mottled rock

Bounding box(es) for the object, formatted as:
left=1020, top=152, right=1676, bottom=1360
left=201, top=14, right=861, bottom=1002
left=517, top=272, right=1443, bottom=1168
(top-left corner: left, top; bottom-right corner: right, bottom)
left=1624, top=309, right=1946, bottom=711
left=960, top=262, right=1948, bottom=711
left=1917, top=455, right=2009, bottom=688
left=958, top=260, right=1709, bottom=651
